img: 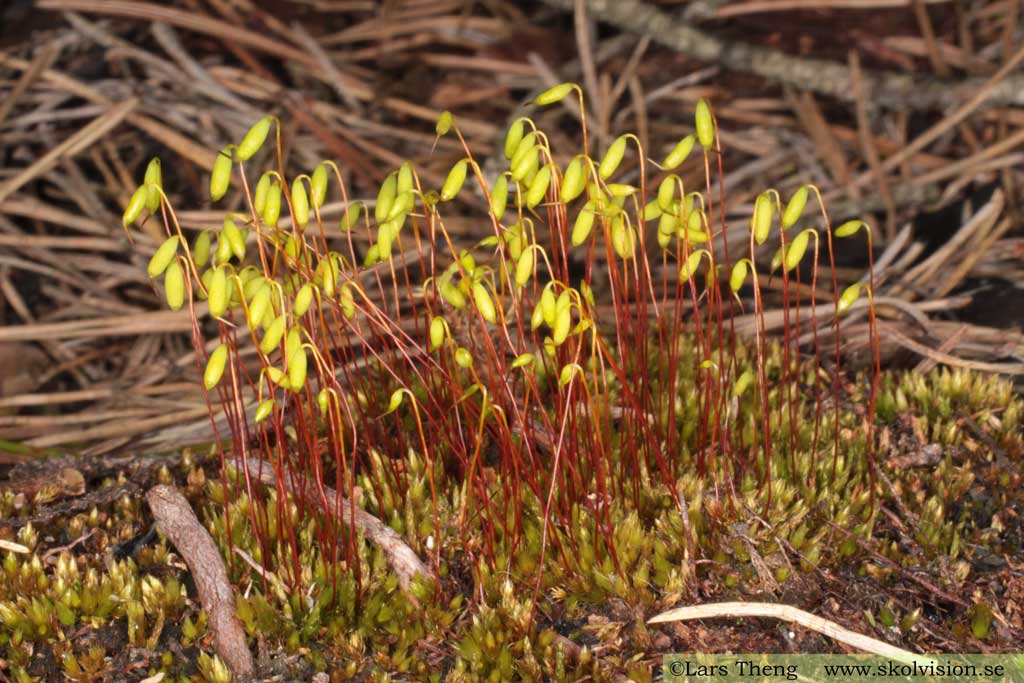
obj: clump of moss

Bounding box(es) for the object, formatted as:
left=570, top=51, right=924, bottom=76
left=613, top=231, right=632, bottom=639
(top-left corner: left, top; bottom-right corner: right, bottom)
left=0, top=365, right=1021, bottom=680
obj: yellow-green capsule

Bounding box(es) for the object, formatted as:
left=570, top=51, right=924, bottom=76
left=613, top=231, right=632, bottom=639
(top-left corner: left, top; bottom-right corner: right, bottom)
left=782, top=186, right=809, bottom=228
left=440, top=280, right=467, bottom=309
left=511, top=353, right=534, bottom=370
left=441, top=160, right=468, bottom=202
left=247, top=283, right=271, bottom=328
left=784, top=229, right=811, bottom=272
left=203, top=344, right=229, bottom=390
left=193, top=230, right=211, bottom=268
left=751, top=191, right=773, bottom=245
left=686, top=209, right=704, bottom=237
left=363, top=243, right=380, bottom=267
left=661, top=135, right=695, bottom=170
left=339, top=283, right=355, bottom=319
left=730, top=260, right=748, bottom=293
left=317, top=389, right=331, bottom=417
left=386, top=190, right=414, bottom=223
left=571, top=202, right=597, bottom=246
left=291, top=178, right=309, bottom=228
left=552, top=304, right=572, bottom=346
left=310, top=163, right=329, bottom=210
left=164, top=259, right=185, bottom=311
left=525, top=164, right=551, bottom=209
left=657, top=176, right=676, bottom=212
left=292, top=282, right=311, bottom=317
left=504, top=119, right=525, bottom=160
left=148, top=236, right=180, bottom=278
left=222, top=218, right=246, bottom=261
left=530, top=300, right=545, bottom=330
left=490, top=175, right=509, bottom=220
left=287, top=347, right=307, bottom=391
left=284, top=326, right=302, bottom=360
left=266, top=366, right=288, bottom=389
left=511, top=147, right=538, bottom=183
left=510, top=132, right=537, bottom=169
left=534, top=82, right=576, bottom=106
left=429, top=317, right=446, bottom=351
left=208, top=268, right=229, bottom=318
left=237, top=116, right=272, bottom=162
left=454, top=347, right=473, bottom=369
left=214, top=232, right=232, bottom=265
left=263, top=180, right=282, bottom=227
left=686, top=228, right=710, bottom=244
left=679, top=250, right=705, bottom=280
left=733, top=369, right=754, bottom=397
left=374, top=173, right=397, bottom=223
left=340, top=201, right=363, bottom=232
left=514, top=248, right=535, bottom=288
left=837, top=283, right=862, bottom=314
left=610, top=217, right=635, bottom=259
left=695, top=98, right=715, bottom=149
left=260, top=314, right=287, bottom=354
left=658, top=211, right=676, bottom=237
left=123, top=186, right=148, bottom=226
left=144, top=158, right=162, bottom=213
left=540, top=286, right=557, bottom=327
left=254, top=399, right=275, bottom=424
left=435, top=111, right=453, bottom=136
left=253, top=173, right=272, bottom=215
left=472, top=282, right=497, bottom=324
left=656, top=227, right=672, bottom=250
left=598, top=135, right=628, bottom=180
left=375, top=220, right=395, bottom=261
left=560, top=157, right=585, bottom=203
left=239, top=269, right=261, bottom=299
left=210, top=145, right=234, bottom=201
left=397, top=161, right=415, bottom=194
left=644, top=200, right=662, bottom=222
left=198, top=268, right=214, bottom=301
left=835, top=219, right=864, bottom=238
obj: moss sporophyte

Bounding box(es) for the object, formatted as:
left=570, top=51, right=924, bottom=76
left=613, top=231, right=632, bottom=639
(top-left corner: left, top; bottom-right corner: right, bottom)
left=93, top=84, right=1024, bottom=675
left=119, top=86, right=887, bottom=591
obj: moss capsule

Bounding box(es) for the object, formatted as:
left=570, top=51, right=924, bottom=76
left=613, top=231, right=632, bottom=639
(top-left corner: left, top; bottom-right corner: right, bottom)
left=751, top=191, right=773, bottom=245
left=204, top=344, right=229, bottom=390
left=695, top=98, right=715, bottom=148
left=310, top=163, right=328, bottom=209
left=534, top=82, right=575, bottom=106
left=598, top=135, right=628, bottom=180
left=525, top=164, right=551, bottom=209
left=560, top=157, right=585, bottom=203
left=123, top=186, right=148, bottom=226
left=210, top=145, right=234, bottom=201
left=291, top=178, right=309, bottom=228
left=503, top=119, right=525, bottom=160
left=375, top=173, right=397, bottom=223
left=782, top=185, right=809, bottom=228
left=144, top=158, right=162, bottom=213
left=237, top=116, right=272, bottom=162
left=490, top=175, right=509, bottom=220
left=661, top=135, right=695, bottom=170
left=147, top=236, right=179, bottom=278
left=164, top=260, right=185, bottom=311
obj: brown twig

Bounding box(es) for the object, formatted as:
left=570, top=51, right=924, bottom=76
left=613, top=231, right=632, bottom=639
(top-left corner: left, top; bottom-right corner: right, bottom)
left=649, top=601, right=916, bottom=656
left=146, top=485, right=255, bottom=681
left=540, top=0, right=1024, bottom=110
